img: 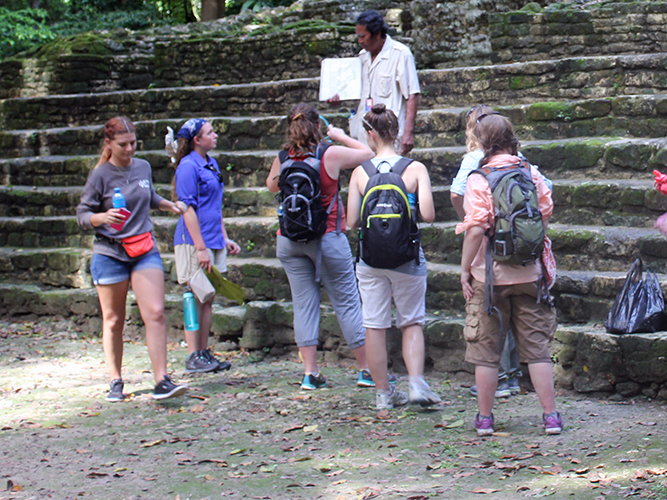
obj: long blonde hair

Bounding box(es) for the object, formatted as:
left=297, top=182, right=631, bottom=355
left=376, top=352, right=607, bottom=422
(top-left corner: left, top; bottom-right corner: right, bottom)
left=96, top=116, right=136, bottom=167
left=464, top=105, right=495, bottom=152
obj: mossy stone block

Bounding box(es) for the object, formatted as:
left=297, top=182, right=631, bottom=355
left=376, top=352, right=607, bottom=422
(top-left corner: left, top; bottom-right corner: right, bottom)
left=618, top=334, right=667, bottom=383
left=266, top=302, right=293, bottom=327
left=211, top=305, right=247, bottom=334
left=605, top=142, right=654, bottom=170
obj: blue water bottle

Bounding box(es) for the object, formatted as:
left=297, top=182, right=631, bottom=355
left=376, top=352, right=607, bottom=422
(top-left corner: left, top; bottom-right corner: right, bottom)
left=183, top=290, right=199, bottom=332
left=112, top=187, right=126, bottom=209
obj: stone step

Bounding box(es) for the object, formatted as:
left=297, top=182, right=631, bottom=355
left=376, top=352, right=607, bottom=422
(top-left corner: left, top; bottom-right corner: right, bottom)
left=5, top=53, right=667, bottom=129
left=2, top=214, right=666, bottom=273
left=2, top=282, right=666, bottom=398
left=3, top=179, right=667, bottom=228
left=6, top=94, right=667, bottom=158
left=1, top=246, right=661, bottom=326
left=4, top=135, right=667, bottom=191
left=489, top=2, right=667, bottom=64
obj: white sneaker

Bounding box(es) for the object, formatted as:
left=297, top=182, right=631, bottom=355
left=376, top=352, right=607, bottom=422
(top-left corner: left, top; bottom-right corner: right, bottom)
left=409, top=380, right=442, bottom=407
left=376, top=387, right=409, bottom=410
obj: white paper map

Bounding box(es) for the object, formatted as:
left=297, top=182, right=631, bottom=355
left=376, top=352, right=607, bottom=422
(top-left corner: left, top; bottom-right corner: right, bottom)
left=319, top=57, right=362, bottom=101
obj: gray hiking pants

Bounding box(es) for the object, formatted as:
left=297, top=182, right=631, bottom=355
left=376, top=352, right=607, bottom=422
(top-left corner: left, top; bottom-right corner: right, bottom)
left=276, top=232, right=366, bottom=350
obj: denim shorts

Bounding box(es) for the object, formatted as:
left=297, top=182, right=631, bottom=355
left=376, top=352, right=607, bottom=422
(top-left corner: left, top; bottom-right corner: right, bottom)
left=90, top=252, right=164, bottom=285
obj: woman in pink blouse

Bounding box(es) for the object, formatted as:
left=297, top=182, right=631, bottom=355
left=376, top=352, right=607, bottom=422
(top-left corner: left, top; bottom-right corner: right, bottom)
left=456, top=113, right=563, bottom=436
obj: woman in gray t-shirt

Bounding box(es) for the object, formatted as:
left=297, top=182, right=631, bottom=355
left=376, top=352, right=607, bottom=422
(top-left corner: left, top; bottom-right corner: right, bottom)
left=77, top=116, right=189, bottom=402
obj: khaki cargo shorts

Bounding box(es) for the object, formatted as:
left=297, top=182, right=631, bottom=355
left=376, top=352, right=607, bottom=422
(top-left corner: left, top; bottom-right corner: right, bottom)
left=463, top=279, right=557, bottom=368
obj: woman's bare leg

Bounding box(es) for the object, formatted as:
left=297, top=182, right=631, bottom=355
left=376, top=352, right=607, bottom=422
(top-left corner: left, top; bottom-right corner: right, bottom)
left=131, top=268, right=168, bottom=383
left=96, top=281, right=129, bottom=381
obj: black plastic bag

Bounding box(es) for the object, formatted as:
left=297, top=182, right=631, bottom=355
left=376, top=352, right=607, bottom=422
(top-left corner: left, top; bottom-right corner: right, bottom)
left=605, top=259, right=667, bottom=334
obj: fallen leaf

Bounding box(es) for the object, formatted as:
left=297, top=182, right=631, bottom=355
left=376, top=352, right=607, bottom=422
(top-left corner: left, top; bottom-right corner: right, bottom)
left=259, top=464, right=277, bottom=473
left=86, top=472, right=109, bottom=478
left=230, top=448, right=247, bottom=455
left=376, top=410, right=390, bottom=420
left=282, top=424, right=304, bottom=433
left=191, top=404, right=205, bottom=413
left=303, top=425, right=318, bottom=433
left=445, top=418, right=464, bottom=429
left=325, top=469, right=345, bottom=477
left=492, top=432, right=511, bottom=437
left=472, top=487, right=500, bottom=494
left=453, top=471, right=476, bottom=479
left=638, top=421, right=656, bottom=426
left=140, top=439, right=165, bottom=448
left=77, top=411, right=99, bottom=418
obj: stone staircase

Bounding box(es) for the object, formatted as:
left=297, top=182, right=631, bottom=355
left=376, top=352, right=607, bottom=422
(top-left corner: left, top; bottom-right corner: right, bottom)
left=2, top=0, right=667, bottom=399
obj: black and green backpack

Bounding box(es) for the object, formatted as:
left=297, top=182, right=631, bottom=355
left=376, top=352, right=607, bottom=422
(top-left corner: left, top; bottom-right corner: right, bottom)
left=358, top=157, right=420, bottom=269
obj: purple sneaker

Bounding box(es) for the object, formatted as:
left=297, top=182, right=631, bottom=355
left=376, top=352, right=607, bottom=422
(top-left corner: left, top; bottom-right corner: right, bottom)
left=474, top=413, right=495, bottom=436
left=543, top=411, right=563, bottom=435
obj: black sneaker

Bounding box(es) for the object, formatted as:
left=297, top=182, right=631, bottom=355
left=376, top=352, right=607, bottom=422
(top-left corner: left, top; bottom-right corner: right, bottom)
left=185, top=350, right=218, bottom=374
left=106, top=378, right=125, bottom=402
left=152, top=375, right=189, bottom=400
left=201, top=348, right=231, bottom=372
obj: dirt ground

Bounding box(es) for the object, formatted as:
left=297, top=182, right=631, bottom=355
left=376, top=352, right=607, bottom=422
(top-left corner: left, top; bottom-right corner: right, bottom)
left=1, top=319, right=666, bottom=500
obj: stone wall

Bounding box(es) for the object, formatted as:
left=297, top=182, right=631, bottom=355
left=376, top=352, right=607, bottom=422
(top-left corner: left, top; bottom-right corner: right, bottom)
left=490, top=2, right=667, bottom=63
left=0, top=54, right=154, bottom=100
left=153, top=25, right=358, bottom=88
left=0, top=0, right=554, bottom=99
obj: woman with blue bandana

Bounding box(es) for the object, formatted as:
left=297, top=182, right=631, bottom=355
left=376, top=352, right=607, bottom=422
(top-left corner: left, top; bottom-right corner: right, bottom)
left=171, top=119, right=241, bottom=374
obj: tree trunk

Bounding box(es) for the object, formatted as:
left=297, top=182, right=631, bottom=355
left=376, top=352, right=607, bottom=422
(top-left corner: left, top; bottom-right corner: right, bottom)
left=200, top=0, right=225, bottom=21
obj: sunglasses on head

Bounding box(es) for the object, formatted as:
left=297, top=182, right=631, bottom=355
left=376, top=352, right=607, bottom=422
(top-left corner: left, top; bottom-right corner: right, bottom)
left=476, top=111, right=501, bottom=123
left=203, top=163, right=223, bottom=183
left=465, top=104, right=486, bottom=119
left=361, top=116, right=374, bottom=131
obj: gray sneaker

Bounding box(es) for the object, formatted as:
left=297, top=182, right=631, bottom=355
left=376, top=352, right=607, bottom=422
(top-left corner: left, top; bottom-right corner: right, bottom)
left=508, top=377, right=521, bottom=395
left=409, top=380, right=442, bottom=407
left=185, top=350, right=218, bottom=374
left=470, top=381, right=511, bottom=398
left=201, top=348, right=231, bottom=372
left=106, top=378, right=125, bottom=402
left=376, top=387, right=409, bottom=410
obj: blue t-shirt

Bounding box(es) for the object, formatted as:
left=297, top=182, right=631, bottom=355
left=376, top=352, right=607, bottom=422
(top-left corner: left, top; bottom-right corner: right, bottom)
left=450, top=150, right=553, bottom=196
left=174, top=150, right=225, bottom=249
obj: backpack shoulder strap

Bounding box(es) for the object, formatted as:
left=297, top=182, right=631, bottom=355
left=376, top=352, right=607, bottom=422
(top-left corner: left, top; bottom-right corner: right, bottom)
left=361, top=160, right=377, bottom=178
left=278, top=150, right=290, bottom=164
left=391, top=157, right=414, bottom=176
left=315, top=142, right=330, bottom=160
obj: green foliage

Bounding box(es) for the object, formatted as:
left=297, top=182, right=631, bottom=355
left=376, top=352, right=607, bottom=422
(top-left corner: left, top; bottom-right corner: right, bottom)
left=225, top=0, right=294, bottom=15
left=0, top=7, right=56, bottom=59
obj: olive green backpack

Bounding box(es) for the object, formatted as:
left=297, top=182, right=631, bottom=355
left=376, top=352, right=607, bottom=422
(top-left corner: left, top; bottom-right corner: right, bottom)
left=470, top=159, right=547, bottom=317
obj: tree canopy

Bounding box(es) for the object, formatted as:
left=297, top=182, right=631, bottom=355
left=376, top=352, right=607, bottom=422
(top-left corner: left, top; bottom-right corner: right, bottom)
left=0, top=0, right=297, bottom=59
